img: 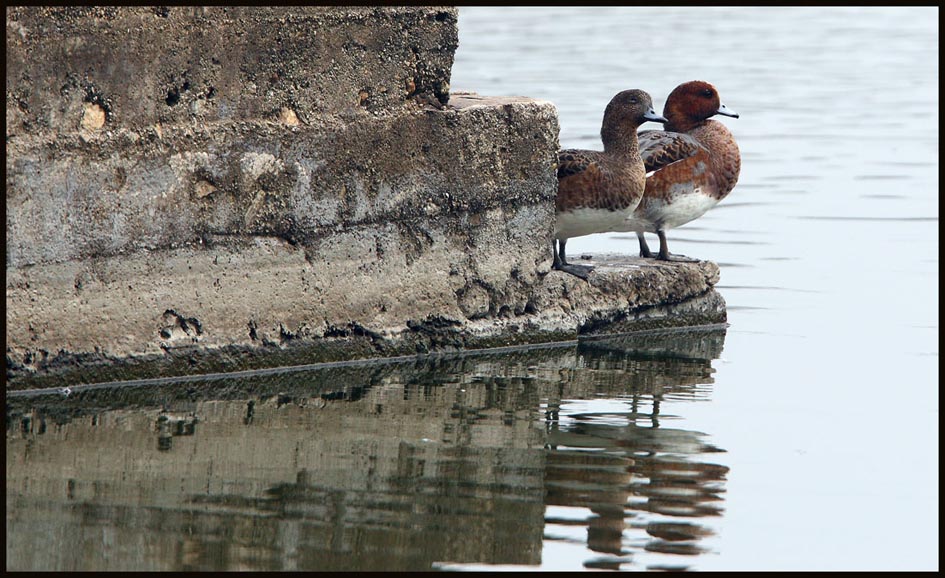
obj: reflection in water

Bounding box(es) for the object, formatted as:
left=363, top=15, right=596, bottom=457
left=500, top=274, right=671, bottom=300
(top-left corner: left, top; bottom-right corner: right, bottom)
left=6, top=327, right=727, bottom=571
left=541, top=333, right=728, bottom=571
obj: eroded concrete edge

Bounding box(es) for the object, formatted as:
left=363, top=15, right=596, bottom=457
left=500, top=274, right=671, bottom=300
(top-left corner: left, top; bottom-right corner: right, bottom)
left=6, top=250, right=724, bottom=390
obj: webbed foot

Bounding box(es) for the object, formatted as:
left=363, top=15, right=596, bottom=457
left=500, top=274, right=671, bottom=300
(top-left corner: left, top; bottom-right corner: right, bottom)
left=655, top=253, right=700, bottom=263
left=554, top=263, right=594, bottom=279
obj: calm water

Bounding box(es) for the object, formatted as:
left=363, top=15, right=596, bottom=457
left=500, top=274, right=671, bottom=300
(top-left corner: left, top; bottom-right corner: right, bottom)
left=6, top=7, right=938, bottom=572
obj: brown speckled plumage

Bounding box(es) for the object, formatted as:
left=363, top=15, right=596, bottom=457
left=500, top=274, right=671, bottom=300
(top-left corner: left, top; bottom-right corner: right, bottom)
left=637, top=120, right=740, bottom=206
left=637, top=80, right=740, bottom=212
left=555, top=149, right=642, bottom=213
left=552, top=89, right=666, bottom=277
left=555, top=89, right=660, bottom=214
left=624, top=81, right=741, bottom=261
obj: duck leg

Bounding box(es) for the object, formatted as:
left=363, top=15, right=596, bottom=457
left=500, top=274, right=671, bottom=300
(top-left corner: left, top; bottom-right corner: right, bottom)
left=637, top=232, right=654, bottom=258
left=553, top=238, right=594, bottom=279
left=655, top=229, right=699, bottom=262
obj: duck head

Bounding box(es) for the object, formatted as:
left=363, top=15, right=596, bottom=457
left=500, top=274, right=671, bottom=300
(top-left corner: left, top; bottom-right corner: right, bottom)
left=604, top=88, right=669, bottom=126
left=663, top=80, right=738, bottom=133
left=601, top=89, right=668, bottom=150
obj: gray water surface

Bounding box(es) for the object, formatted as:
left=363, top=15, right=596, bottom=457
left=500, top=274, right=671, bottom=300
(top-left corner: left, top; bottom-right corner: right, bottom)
left=6, top=7, right=938, bottom=572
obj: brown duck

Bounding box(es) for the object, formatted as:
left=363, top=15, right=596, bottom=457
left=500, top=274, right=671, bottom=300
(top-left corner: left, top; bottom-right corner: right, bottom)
left=553, top=89, right=667, bottom=279
left=620, top=80, right=741, bottom=261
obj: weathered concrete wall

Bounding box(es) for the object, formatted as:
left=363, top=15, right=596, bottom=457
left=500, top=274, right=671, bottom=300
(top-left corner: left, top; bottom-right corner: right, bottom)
left=7, top=94, right=555, bottom=267
left=6, top=7, right=456, bottom=135
left=6, top=6, right=465, bottom=267
left=5, top=7, right=724, bottom=389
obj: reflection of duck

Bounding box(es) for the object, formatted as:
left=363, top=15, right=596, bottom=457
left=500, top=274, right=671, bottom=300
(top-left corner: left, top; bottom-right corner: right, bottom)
left=543, top=449, right=633, bottom=559
left=543, top=391, right=727, bottom=568
left=620, top=81, right=740, bottom=261
left=554, top=89, right=667, bottom=278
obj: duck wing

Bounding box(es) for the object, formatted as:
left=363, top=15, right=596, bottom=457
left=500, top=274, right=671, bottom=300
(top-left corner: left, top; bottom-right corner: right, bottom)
left=555, top=149, right=609, bottom=211
left=638, top=131, right=719, bottom=204
left=557, top=149, right=598, bottom=179
left=638, top=131, right=707, bottom=174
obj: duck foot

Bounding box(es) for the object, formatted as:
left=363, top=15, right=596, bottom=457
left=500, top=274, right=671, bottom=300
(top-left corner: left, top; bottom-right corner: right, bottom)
left=655, top=253, right=700, bottom=263
left=638, top=232, right=699, bottom=263
left=555, top=263, right=594, bottom=279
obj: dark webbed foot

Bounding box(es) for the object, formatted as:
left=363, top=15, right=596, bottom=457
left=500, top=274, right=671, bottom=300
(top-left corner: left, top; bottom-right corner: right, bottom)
left=555, top=263, right=594, bottom=279
left=655, top=253, right=700, bottom=263
left=553, top=238, right=594, bottom=280
left=651, top=230, right=700, bottom=263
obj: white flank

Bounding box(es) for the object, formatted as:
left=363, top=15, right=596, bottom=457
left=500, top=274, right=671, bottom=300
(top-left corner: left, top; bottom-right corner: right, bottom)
left=615, top=190, right=719, bottom=233
left=555, top=207, right=637, bottom=239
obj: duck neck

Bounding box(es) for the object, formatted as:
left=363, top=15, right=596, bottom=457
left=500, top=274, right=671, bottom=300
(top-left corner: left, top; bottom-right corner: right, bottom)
left=665, top=117, right=703, bottom=134
left=601, top=123, right=640, bottom=156
left=663, top=99, right=707, bottom=133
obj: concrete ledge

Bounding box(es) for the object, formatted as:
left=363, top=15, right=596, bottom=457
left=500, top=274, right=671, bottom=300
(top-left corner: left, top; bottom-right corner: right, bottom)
left=6, top=93, right=574, bottom=389
left=6, top=251, right=723, bottom=390
left=8, top=325, right=726, bottom=404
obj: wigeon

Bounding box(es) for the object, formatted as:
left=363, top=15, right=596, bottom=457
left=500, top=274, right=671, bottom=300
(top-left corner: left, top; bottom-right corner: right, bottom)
left=621, top=80, right=741, bottom=261
left=554, top=89, right=667, bottom=278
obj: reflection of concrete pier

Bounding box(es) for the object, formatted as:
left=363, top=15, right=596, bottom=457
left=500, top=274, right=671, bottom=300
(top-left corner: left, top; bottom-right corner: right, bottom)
left=6, top=328, right=728, bottom=571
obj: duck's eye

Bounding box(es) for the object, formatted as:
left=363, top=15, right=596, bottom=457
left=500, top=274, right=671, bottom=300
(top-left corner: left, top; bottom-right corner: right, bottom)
left=629, top=98, right=638, bottom=104
left=702, top=89, right=713, bottom=97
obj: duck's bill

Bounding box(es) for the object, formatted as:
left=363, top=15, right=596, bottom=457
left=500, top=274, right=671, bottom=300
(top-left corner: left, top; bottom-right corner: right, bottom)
left=715, top=103, right=739, bottom=118
left=644, top=109, right=669, bottom=123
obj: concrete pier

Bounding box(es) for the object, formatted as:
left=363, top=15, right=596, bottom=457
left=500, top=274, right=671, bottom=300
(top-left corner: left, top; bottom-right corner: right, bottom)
left=5, top=7, right=725, bottom=389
